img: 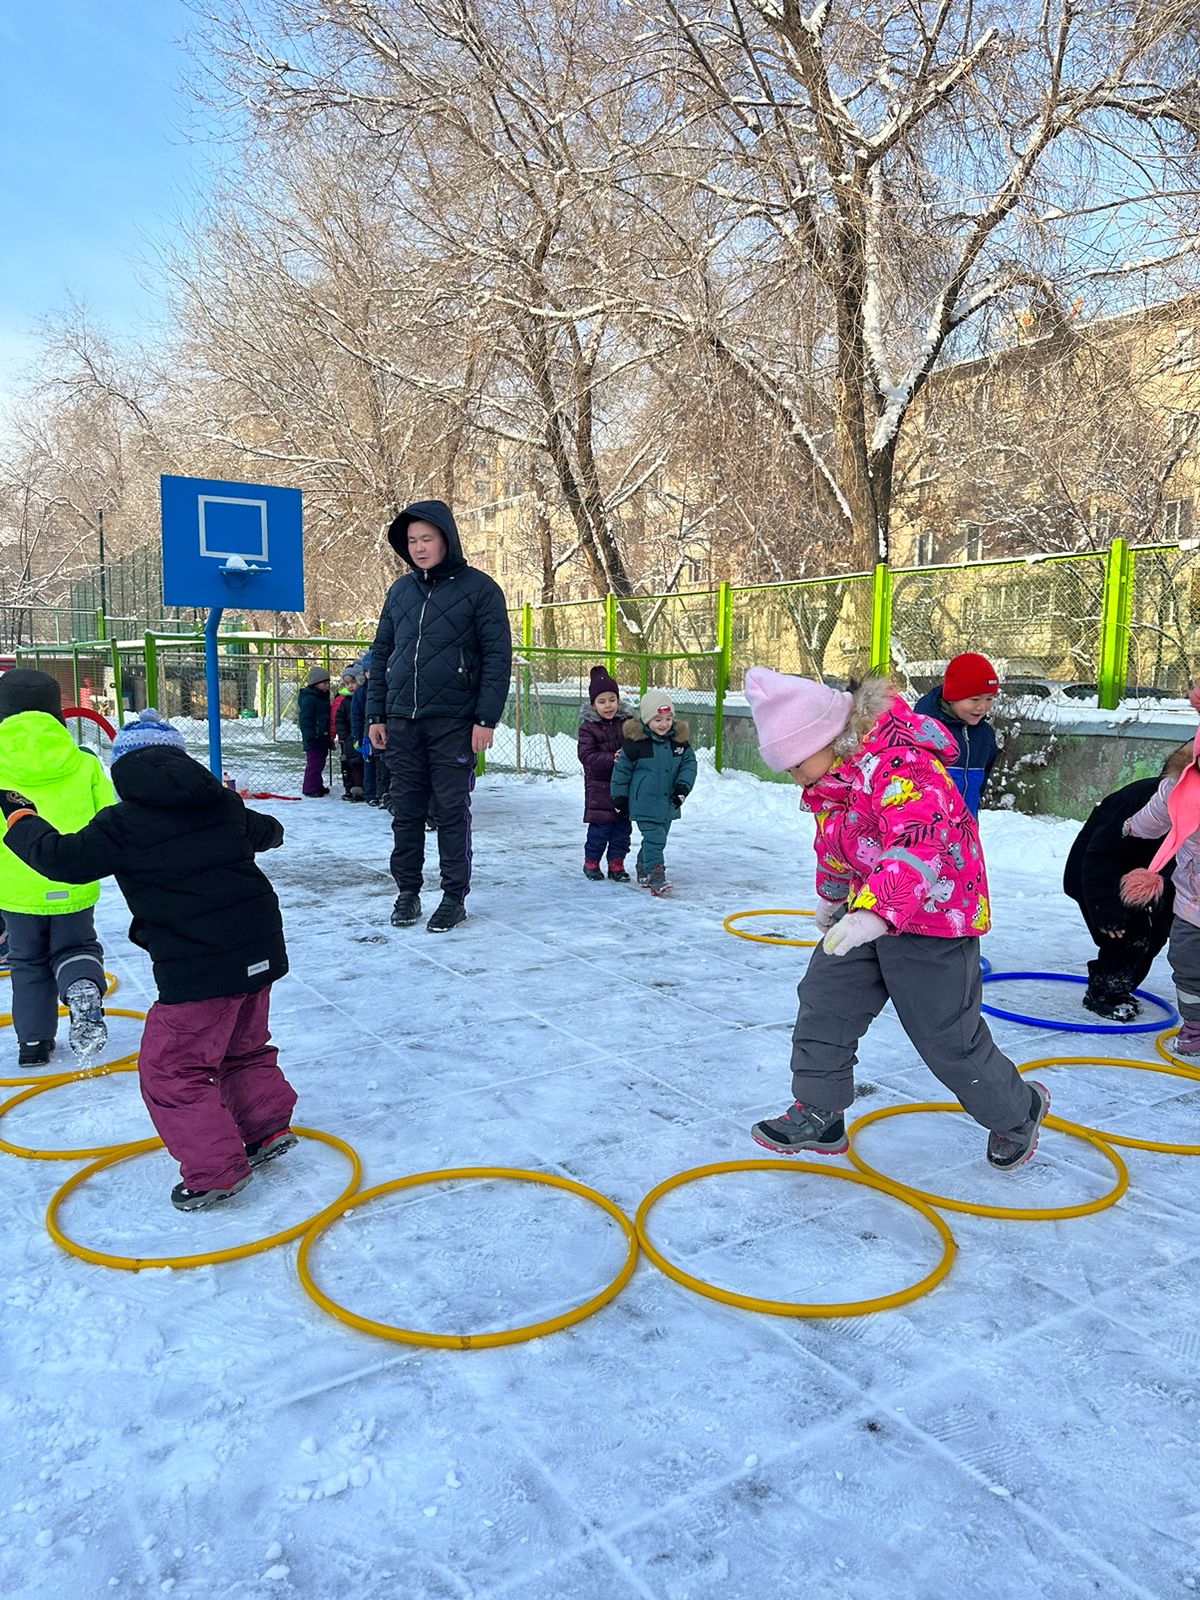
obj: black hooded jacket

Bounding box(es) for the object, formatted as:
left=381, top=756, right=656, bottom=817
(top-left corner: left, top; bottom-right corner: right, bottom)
left=3, top=746, right=288, bottom=1004
left=365, top=500, right=512, bottom=727
left=1062, top=775, right=1176, bottom=932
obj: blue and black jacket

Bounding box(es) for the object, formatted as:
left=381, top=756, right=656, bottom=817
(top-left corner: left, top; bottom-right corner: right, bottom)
left=913, top=688, right=996, bottom=817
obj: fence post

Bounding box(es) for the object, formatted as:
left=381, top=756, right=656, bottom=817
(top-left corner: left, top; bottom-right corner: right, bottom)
left=1097, top=537, right=1133, bottom=711
left=110, top=639, right=124, bottom=725
left=144, top=632, right=159, bottom=711
left=605, top=591, right=618, bottom=674
left=869, top=563, right=892, bottom=674
left=71, top=645, right=80, bottom=707
left=714, top=580, right=732, bottom=773
left=96, top=607, right=105, bottom=643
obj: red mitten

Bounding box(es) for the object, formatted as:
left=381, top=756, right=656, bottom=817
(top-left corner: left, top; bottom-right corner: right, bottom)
left=1121, top=868, right=1165, bottom=907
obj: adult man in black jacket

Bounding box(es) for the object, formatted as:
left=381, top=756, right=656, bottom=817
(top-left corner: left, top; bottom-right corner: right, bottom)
left=367, top=499, right=512, bottom=933
left=1062, top=744, right=1191, bottom=1020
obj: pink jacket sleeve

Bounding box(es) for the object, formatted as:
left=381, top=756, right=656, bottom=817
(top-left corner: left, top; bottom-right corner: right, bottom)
left=1125, top=777, right=1174, bottom=841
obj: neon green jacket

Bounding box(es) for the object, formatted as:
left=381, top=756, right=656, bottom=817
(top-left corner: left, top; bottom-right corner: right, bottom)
left=0, top=712, right=115, bottom=914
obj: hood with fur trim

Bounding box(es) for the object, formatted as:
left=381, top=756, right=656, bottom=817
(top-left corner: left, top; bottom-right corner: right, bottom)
left=621, top=715, right=690, bottom=745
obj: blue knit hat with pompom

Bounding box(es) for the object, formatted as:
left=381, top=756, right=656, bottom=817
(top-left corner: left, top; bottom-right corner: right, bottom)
left=111, top=708, right=187, bottom=765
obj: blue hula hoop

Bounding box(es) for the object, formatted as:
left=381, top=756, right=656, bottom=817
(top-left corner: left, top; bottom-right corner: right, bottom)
left=979, top=955, right=992, bottom=977
left=980, top=971, right=1177, bottom=1034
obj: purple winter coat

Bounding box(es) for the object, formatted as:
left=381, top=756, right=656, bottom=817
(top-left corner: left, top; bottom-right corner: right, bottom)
left=578, top=703, right=634, bottom=823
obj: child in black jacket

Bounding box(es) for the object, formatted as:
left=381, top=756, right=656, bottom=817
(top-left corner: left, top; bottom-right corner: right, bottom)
left=1, top=709, right=297, bottom=1212
left=1063, top=744, right=1192, bottom=1020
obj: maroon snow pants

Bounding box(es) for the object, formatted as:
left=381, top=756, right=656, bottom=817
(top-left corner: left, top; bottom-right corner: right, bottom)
left=138, top=987, right=297, bottom=1192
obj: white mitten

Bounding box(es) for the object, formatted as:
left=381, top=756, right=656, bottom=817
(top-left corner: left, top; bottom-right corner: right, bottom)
left=813, top=898, right=841, bottom=933
left=822, top=908, right=889, bottom=957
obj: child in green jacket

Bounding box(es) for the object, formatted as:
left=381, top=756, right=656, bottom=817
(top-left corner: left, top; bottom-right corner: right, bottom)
left=611, top=690, right=697, bottom=895
left=0, top=671, right=114, bottom=1066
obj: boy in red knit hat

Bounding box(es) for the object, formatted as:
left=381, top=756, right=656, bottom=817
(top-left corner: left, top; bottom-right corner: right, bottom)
left=913, top=652, right=1000, bottom=817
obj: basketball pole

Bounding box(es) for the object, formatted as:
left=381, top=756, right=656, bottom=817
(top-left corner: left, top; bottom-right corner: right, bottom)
left=205, top=606, right=224, bottom=779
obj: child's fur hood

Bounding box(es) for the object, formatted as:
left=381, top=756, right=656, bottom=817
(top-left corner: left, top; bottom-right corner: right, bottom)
left=579, top=700, right=634, bottom=727
left=830, top=677, right=896, bottom=764
left=622, top=715, right=691, bottom=745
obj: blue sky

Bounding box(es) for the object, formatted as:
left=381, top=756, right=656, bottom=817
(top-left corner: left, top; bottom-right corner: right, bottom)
left=0, top=0, right=201, bottom=395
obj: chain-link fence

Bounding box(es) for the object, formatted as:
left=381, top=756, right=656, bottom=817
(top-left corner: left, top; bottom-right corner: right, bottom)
left=1127, top=544, right=1200, bottom=698
left=728, top=576, right=873, bottom=691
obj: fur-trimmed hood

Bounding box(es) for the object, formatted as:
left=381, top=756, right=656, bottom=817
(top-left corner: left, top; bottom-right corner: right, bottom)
left=578, top=700, right=634, bottom=728
left=622, top=715, right=690, bottom=745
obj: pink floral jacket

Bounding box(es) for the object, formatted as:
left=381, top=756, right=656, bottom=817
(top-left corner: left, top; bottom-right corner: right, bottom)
left=801, top=691, right=992, bottom=938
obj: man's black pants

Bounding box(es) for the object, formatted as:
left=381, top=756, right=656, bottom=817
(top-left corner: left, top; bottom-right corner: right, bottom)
left=386, top=717, right=475, bottom=900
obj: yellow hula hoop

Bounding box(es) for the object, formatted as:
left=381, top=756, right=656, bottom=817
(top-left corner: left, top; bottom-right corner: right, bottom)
left=1016, top=1054, right=1200, bottom=1156
left=296, top=1167, right=639, bottom=1349
left=846, top=1102, right=1128, bottom=1220
left=0, top=971, right=119, bottom=1032
left=44, top=1126, right=362, bottom=1272
left=723, top=909, right=818, bottom=949
left=0, top=1052, right=146, bottom=1159
left=635, top=1159, right=956, bottom=1318
left=0, top=1004, right=147, bottom=1093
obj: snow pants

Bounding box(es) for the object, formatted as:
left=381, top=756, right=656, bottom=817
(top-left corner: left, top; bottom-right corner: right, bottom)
left=585, top=820, right=632, bottom=866
left=138, top=986, right=297, bottom=1192
left=4, top=908, right=105, bottom=1046
left=1167, top=916, right=1200, bottom=1021
left=302, top=746, right=329, bottom=796
left=386, top=716, right=475, bottom=901
left=634, top=819, right=672, bottom=875
left=1072, top=895, right=1173, bottom=1005
left=789, top=932, right=1030, bottom=1132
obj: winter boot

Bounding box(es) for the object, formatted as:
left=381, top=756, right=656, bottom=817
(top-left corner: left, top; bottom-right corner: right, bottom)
left=245, top=1129, right=299, bottom=1168
left=608, top=860, right=631, bottom=883
left=390, top=891, right=423, bottom=927
left=427, top=894, right=467, bottom=934
left=1083, top=985, right=1142, bottom=1023
left=987, top=1080, right=1051, bottom=1171
left=18, top=1038, right=55, bottom=1069
left=583, top=860, right=605, bottom=882
left=65, top=980, right=107, bottom=1062
left=636, top=863, right=649, bottom=886
left=171, top=1173, right=253, bottom=1212
left=646, top=863, right=671, bottom=896
left=1173, top=1021, right=1200, bottom=1057
left=751, top=1101, right=849, bottom=1156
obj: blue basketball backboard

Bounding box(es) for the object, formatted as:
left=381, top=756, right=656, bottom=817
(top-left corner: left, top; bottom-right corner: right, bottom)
left=160, top=474, right=304, bottom=612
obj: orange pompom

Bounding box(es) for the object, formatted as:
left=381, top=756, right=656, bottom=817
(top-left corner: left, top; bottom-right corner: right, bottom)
left=1121, top=868, right=1165, bottom=907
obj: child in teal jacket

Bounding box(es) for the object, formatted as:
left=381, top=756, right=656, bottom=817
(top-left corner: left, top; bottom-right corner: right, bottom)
left=611, top=690, right=697, bottom=894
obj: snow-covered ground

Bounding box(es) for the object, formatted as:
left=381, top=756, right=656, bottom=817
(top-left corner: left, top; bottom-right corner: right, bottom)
left=3, top=764, right=1198, bottom=1600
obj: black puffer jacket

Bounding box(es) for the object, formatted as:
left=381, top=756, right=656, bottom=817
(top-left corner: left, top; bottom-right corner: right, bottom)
left=3, top=746, right=288, bottom=1003
left=365, top=500, right=512, bottom=727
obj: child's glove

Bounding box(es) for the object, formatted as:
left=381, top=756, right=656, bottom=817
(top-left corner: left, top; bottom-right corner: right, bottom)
left=813, top=898, right=842, bottom=932
left=612, top=795, right=629, bottom=817
left=823, top=908, right=888, bottom=957
left=671, top=788, right=689, bottom=809
left=0, top=791, right=37, bottom=825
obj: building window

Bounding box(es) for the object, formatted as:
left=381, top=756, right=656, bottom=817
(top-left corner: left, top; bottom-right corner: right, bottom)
left=1092, top=506, right=1115, bottom=542
left=685, top=557, right=703, bottom=585
left=1163, top=499, right=1193, bottom=541
left=961, top=522, right=984, bottom=563
left=1174, top=328, right=1199, bottom=371
left=1169, top=412, right=1199, bottom=453
left=914, top=530, right=935, bottom=567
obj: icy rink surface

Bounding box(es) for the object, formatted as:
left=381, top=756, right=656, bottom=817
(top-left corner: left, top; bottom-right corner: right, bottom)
left=2, top=761, right=1199, bottom=1600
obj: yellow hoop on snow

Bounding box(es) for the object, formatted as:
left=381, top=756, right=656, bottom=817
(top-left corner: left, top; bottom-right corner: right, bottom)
left=45, top=1126, right=362, bottom=1271
left=846, top=1102, right=1128, bottom=1220
left=297, top=1167, right=639, bottom=1349
left=635, top=1159, right=956, bottom=1318
left=722, top=909, right=818, bottom=949
left=0, top=1048, right=146, bottom=1158
left=1154, top=1026, right=1200, bottom=1069
left=1015, top=1054, right=1200, bottom=1155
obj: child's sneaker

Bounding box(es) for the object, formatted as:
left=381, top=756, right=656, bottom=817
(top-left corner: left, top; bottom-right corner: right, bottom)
left=636, top=865, right=649, bottom=886
left=646, top=864, right=671, bottom=896
left=1173, top=1021, right=1200, bottom=1056
left=583, top=861, right=604, bottom=881
left=18, top=1038, right=55, bottom=1069
left=608, top=862, right=631, bottom=883
left=751, top=1101, right=848, bottom=1155
left=170, top=1173, right=252, bottom=1211
left=390, top=891, right=422, bottom=926
left=245, top=1129, right=298, bottom=1168
left=65, top=980, right=106, bottom=1062
left=426, top=894, right=467, bottom=933
left=987, top=1080, right=1051, bottom=1170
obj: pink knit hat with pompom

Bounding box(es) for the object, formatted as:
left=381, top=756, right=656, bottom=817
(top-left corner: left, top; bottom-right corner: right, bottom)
left=744, top=666, right=853, bottom=773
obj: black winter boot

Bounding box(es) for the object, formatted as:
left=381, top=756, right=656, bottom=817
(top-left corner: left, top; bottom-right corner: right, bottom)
left=583, top=861, right=604, bottom=881
left=18, top=1039, right=55, bottom=1068
left=390, top=891, right=423, bottom=927
left=427, top=894, right=467, bottom=933
left=171, top=1173, right=253, bottom=1212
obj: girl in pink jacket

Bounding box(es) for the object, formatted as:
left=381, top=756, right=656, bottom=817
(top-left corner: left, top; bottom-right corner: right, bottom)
left=1121, top=692, right=1200, bottom=1055
left=743, top=669, right=1047, bottom=1169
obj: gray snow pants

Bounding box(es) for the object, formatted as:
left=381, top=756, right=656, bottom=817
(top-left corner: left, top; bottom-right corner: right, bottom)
left=1167, top=916, right=1200, bottom=1021
left=789, top=932, right=1031, bottom=1133
left=4, top=908, right=105, bottom=1046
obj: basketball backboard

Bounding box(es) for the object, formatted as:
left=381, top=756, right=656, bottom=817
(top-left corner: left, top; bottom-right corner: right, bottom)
left=160, top=474, right=304, bottom=612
